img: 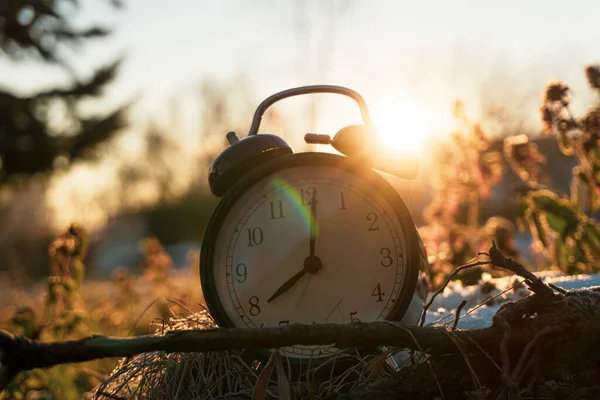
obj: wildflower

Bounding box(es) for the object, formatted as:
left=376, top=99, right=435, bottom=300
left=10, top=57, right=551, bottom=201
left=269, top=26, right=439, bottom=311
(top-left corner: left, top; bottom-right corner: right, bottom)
left=585, top=65, right=600, bottom=89
left=544, top=81, right=570, bottom=104
left=503, top=135, right=546, bottom=183
left=557, top=118, right=579, bottom=133
left=540, top=104, right=553, bottom=134
left=583, top=107, right=600, bottom=135
left=581, top=132, right=598, bottom=154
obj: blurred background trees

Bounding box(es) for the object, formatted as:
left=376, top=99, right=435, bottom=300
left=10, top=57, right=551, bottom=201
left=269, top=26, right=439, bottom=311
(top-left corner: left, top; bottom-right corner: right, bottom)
left=0, top=0, right=127, bottom=182
left=0, top=0, right=126, bottom=276
left=0, top=0, right=597, bottom=283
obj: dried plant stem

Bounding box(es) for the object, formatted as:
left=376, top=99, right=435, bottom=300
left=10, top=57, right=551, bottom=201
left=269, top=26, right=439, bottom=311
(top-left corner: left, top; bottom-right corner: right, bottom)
left=488, top=242, right=554, bottom=298
left=548, top=283, right=568, bottom=294
left=452, top=300, right=468, bottom=331
left=419, top=260, right=491, bottom=326
left=421, top=242, right=554, bottom=327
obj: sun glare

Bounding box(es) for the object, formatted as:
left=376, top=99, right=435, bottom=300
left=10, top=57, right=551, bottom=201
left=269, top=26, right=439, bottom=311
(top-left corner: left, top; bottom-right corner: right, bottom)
left=371, top=97, right=428, bottom=153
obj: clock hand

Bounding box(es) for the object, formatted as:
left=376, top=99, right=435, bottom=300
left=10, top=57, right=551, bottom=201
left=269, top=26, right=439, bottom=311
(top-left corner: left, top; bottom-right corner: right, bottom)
left=308, top=188, right=318, bottom=257
left=268, top=187, right=323, bottom=304
left=267, top=269, right=307, bottom=303
left=267, top=253, right=323, bottom=303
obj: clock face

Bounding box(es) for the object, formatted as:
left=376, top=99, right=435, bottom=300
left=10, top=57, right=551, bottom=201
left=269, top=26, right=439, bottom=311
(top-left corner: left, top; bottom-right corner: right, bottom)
left=203, top=157, right=415, bottom=360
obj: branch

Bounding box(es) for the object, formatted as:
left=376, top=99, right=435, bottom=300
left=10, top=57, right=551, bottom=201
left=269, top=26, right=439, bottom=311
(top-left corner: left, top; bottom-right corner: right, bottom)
left=419, top=260, right=489, bottom=326
left=0, top=322, right=495, bottom=392
left=488, top=241, right=554, bottom=298
left=420, top=243, right=554, bottom=327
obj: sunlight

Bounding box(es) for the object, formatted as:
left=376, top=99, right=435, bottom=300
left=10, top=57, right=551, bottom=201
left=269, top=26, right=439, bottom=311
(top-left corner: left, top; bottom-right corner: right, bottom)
left=371, top=97, right=428, bottom=153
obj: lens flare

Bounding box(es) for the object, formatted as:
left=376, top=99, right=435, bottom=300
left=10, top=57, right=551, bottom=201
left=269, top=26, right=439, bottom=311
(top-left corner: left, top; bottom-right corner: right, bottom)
left=371, top=97, right=428, bottom=153
left=269, top=178, right=317, bottom=234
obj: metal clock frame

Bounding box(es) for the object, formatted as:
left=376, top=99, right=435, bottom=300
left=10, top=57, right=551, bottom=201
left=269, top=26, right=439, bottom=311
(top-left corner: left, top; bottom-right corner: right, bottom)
left=200, top=151, right=422, bottom=366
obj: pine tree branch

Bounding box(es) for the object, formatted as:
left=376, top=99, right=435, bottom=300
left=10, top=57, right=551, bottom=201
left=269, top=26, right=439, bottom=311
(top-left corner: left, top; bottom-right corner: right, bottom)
left=41, top=59, right=123, bottom=98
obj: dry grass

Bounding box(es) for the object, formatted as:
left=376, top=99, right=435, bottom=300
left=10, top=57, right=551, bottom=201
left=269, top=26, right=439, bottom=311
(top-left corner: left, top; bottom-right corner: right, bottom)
left=84, top=310, right=406, bottom=400
left=0, top=268, right=205, bottom=400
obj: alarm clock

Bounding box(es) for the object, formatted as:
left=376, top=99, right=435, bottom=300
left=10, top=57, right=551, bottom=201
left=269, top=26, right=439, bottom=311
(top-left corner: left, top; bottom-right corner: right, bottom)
left=200, top=85, right=429, bottom=364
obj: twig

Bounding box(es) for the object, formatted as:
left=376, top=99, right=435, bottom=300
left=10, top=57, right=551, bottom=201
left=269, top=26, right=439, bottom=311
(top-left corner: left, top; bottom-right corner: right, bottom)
left=463, top=279, right=526, bottom=319
left=425, top=278, right=525, bottom=327
left=419, top=260, right=491, bottom=326
left=548, top=283, right=568, bottom=294
left=488, top=241, right=554, bottom=298
left=452, top=300, right=468, bottom=331
left=421, top=241, right=547, bottom=329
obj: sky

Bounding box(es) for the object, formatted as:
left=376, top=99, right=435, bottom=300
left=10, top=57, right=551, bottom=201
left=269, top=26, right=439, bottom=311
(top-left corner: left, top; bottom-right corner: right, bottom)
left=2, top=0, right=600, bottom=230
left=2, top=0, right=600, bottom=136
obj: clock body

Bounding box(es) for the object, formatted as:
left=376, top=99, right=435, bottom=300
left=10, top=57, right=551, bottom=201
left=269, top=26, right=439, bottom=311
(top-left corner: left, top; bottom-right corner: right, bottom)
left=200, top=152, right=428, bottom=363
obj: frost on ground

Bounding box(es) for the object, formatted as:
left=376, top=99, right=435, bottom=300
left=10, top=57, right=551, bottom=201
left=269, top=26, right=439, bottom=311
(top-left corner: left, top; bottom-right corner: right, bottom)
left=422, top=271, right=600, bottom=330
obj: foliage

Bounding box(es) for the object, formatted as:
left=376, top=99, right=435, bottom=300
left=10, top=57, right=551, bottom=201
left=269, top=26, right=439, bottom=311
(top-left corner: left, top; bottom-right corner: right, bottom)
left=2, top=224, right=94, bottom=399
left=0, top=0, right=123, bottom=63
left=507, top=66, right=600, bottom=274
left=0, top=0, right=126, bottom=184
left=0, top=225, right=203, bottom=399
left=3, top=52, right=600, bottom=397
left=419, top=100, right=516, bottom=288
left=419, top=65, right=600, bottom=286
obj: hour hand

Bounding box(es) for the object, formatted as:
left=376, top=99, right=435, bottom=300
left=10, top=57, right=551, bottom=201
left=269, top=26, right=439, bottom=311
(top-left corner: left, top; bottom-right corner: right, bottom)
left=267, top=269, right=306, bottom=303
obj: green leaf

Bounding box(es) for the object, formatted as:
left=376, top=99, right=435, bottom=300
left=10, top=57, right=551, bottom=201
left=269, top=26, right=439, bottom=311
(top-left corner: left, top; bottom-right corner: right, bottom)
left=554, top=236, right=570, bottom=272
left=582, top=221, right=600, bottom=259
left=544, top=213, right=567, bottom=234
left=537, top=197, right=578, bottom=221
left=527, top=211, right=548, bottom=248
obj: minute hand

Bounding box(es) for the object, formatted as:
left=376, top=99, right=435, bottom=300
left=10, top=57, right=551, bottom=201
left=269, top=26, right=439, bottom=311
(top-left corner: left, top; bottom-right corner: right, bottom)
left=267, top=188, right=320, bottom=305
left=309, top=188, right=318, bottom=257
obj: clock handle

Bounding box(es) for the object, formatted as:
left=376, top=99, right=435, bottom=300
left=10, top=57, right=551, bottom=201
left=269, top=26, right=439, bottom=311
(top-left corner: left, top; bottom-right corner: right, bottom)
left=247, top=85, right=373, bottom=137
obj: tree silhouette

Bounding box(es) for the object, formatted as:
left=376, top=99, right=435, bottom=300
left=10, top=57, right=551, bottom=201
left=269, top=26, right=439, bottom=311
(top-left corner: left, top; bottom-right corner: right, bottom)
left=0, top=0, right=126, bottom=183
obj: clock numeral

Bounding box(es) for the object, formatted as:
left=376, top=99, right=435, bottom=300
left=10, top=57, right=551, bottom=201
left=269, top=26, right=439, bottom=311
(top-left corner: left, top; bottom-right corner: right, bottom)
left=249, top=296, right=261, bottom=316
left=269, top=200, right=284, bottom=219
left=246, top=227, right=263, bottom=246
left=236, top=263, right=247, bottom=283
left=340, top=191, right=347, bottom=210
left=367, top=212, right=379, bottom=231
left=278, top=320, right=290, bottom=326
left=380, top=248, right=393, bottom=267
left=259, top=322, right=265, bottom=328
left=300, top=186, right=318, bottom=206
left=371, top=283, right=385, bottom=302
left=349, top=311, right=360, bottom=323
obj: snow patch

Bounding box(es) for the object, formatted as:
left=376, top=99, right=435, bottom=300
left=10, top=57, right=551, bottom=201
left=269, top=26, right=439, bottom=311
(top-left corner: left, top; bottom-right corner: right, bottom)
left=422, top=271, right=600, bottom=330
